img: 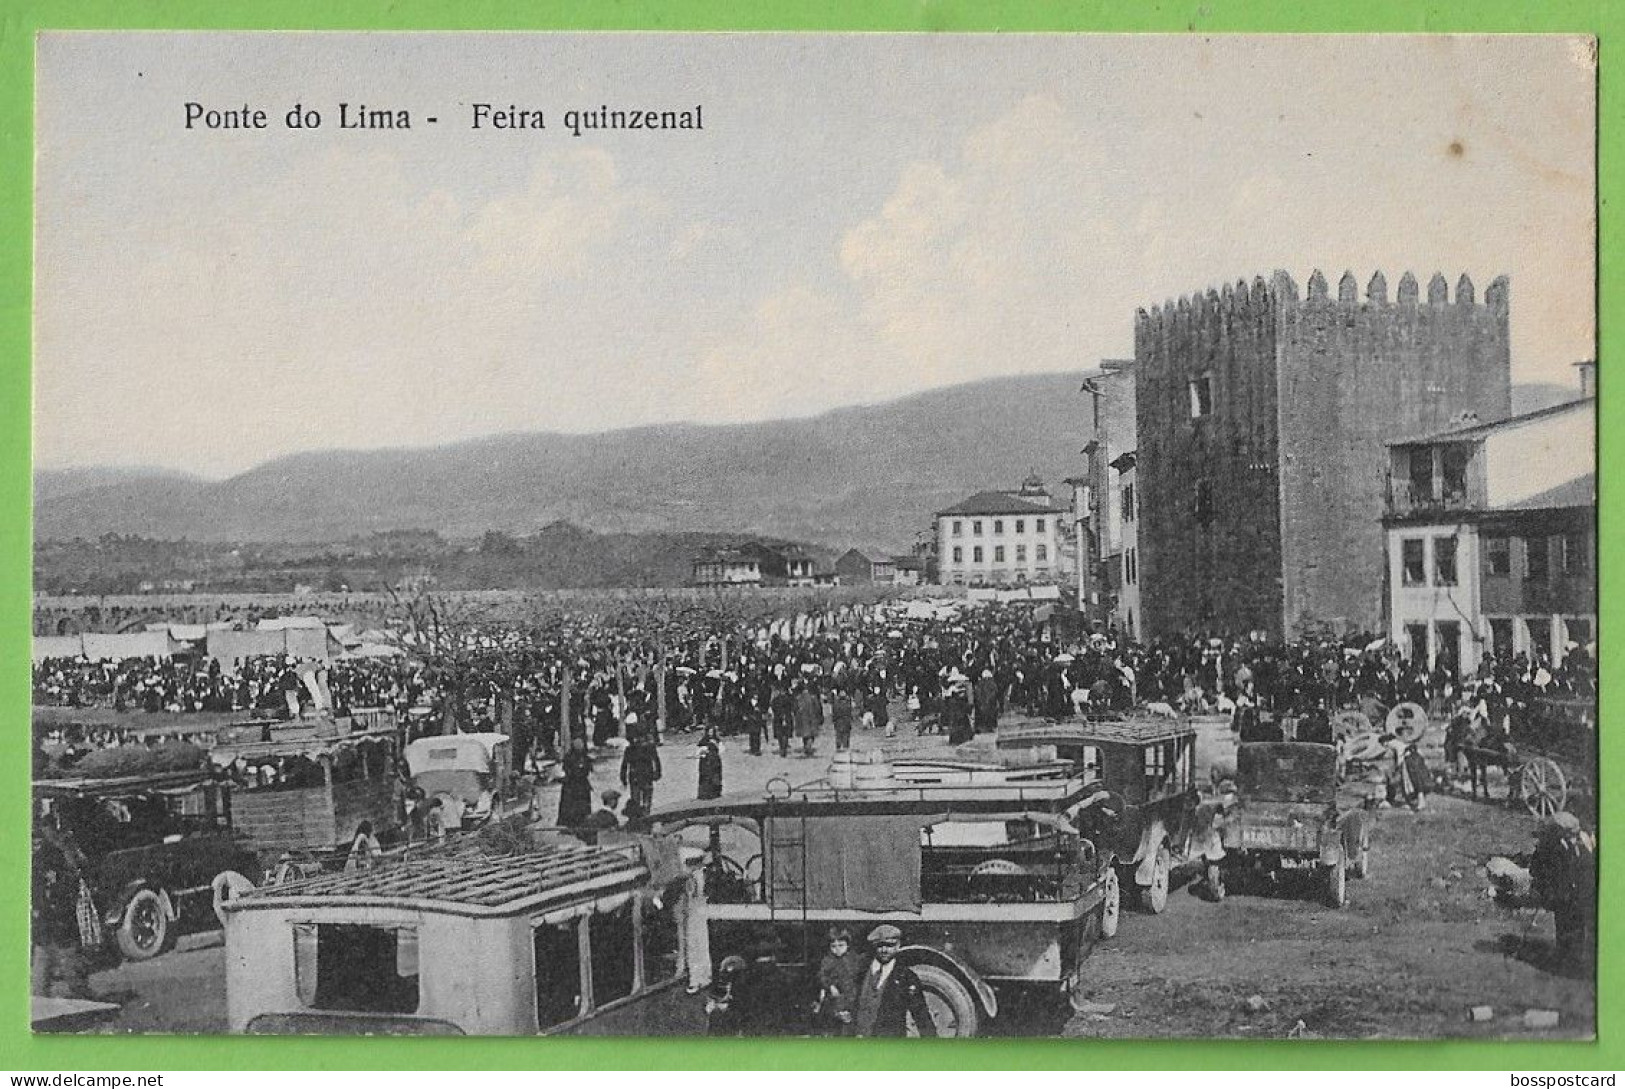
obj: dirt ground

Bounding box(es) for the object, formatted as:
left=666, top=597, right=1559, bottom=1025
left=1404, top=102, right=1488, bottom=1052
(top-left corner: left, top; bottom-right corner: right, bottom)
left=70, top=711, right=1593, bottom=1039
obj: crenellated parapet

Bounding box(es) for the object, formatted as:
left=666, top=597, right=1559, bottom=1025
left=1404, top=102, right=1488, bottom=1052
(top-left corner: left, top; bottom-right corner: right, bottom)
left=1134, top=268, right=1510, bottom=342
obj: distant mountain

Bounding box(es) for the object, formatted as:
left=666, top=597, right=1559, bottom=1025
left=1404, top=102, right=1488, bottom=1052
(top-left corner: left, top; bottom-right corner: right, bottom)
left=36, top=376, right=1582, bottom=555
left=35, top=372, right=1095, bottom=553
left=33, top=465, right=206, bottom=504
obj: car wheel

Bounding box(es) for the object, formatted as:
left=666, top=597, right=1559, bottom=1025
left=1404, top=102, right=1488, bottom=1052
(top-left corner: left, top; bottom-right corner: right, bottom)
left=116, top=888, right=171, bottom=962
left=1323, top=859, right=1348, bottom=908
left=1144, top=842, right=1171, bottom=914
left=909, top=964, right=980, bottom=1037
left=1099, top=865, right=1121, bottom=938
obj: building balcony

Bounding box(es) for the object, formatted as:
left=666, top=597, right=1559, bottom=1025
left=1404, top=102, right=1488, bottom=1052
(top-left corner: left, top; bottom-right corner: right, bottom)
left=1384, top=478, right=1482, bottom=518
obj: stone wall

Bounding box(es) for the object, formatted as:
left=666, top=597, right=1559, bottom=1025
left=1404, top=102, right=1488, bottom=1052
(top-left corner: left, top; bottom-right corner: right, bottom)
left=1135, top=277, right=1285, bottom=637
left=1135, top=269, right=1511, bottom=640
left=1274, top=269, right=1511, bottom=636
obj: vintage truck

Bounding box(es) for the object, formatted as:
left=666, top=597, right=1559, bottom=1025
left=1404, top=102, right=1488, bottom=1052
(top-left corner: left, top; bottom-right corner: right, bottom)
left=995, top=717, right=1200, bottom=914
left=223, top=836, right=707, bottom=1036
left=35, top=769, right=262, bottom=961
left=651, top=758, right=1120, bottom=1035
left=1216, top=742, right=1370, bottom=907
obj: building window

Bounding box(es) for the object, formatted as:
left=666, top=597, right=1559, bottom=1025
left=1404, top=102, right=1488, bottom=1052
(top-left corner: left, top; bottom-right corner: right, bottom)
left=1124, top=548, right=1137, bottom=585
left=1441, top=445, right=1470, bottom=501
left=952, top=520, right=962, bottom=537
left=952, top=547, right=963, bottom=563
left=1014, top=519, right=1025, bottom=534
left=1525, top=617, right=1552, bottom=658
left=1401, top=538, right=1426, bottom=586
left=1433, top=536, right=1458, bottom=586
left=993, top=546, right=1005, bottom=563
left=973, top=521, right=983, bottom=536
left=1485, top=536, right=1510, bottom=577
left=1121, top=484, right=1135, bottom=522
left=1435, top=621, right=1461, bottom=674
left=1188, top=373, right=1213, bottom=418
left=1036, top=518, right=1046, bottom=533
left=1035, top=544, right=1047, bottom=562
left=1194, top=480, right=1213, bottom=526
left=992, top=520, right=1002, bottom=534
left=1408, top=448, right=1434, bottom=502
left=1488, top=618, right=1514, bottom=657
left=1526, top=536, right=1550, bottom=582
left=1563, top=532, right=1590, bottom=574
left=973, top=546, right=983, bottom=563
left=1565, top=617, right=1592, bottom=650
left=1404, top=623, right=1428, bottom=662
left=1015, top=545, right=1026, bottom=562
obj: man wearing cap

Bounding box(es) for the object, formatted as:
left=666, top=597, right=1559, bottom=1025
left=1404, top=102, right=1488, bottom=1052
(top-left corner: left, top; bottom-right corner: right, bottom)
left=583, top=789, right=622, bottom=843
left=852, top=925, right=936, bottom=1037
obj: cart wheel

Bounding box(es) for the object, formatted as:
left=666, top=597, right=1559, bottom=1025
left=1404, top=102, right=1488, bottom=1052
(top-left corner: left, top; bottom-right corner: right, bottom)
left=1386, top=702, right=1429, bottom=743
left=1099, top=866, right=1121, bottom=938
left=116, top=887, right=172, bottom=962
left=1518, top=757, right=1569, bottom=818
left=1205, top=860, right=1226, bottom=902
left=1323, top=858, right=1347, bottom=908
left=1143, top=842, right=1171, bottom=915
left=909, top=964, right=980, bottom=1037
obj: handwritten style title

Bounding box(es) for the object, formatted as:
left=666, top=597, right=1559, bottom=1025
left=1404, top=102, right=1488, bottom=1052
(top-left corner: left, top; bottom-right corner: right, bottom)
left=182, top=102, right=705, bottom=137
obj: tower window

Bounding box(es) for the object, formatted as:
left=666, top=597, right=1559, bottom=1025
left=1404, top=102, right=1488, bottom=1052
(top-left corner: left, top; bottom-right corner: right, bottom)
left=1188, top=374, right=1213, bottom=419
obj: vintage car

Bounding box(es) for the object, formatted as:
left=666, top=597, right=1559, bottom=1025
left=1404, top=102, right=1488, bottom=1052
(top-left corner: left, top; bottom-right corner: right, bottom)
left=35, top=769, right=262, bottom=962
left=996, top=717, right=1199, bottom=914
left=651, top=759, right=1120, bottom=1036
left=223, top=837, right=706, bottom=1036
left=211, top=718, right=402, bottom=863
left=403, top=731, right=511, bottom=830
left=1217, top=742, right=1370, bottom=907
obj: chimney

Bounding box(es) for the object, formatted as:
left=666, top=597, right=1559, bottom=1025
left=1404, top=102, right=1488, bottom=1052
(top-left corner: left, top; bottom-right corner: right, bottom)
left=1575, top=360, right=1596, bottom=399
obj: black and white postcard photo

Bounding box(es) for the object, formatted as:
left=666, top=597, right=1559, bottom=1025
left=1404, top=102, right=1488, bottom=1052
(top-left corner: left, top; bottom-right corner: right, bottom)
left=30, top=33, right=1596, bottom=1039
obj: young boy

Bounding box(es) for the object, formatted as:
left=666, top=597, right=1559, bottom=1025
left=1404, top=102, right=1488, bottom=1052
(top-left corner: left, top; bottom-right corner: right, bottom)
left=816, top=926, right=863, bottom=1035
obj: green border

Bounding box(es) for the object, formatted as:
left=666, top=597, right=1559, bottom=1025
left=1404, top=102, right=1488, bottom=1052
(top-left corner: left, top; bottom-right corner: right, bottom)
left=2, top=0, right=1615, bottom=1071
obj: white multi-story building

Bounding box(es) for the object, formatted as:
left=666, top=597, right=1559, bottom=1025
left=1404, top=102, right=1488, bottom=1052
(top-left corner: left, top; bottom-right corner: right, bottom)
left=935, top=475, right=1070, bottom=587
left=1382, top=390, right=1595, bottom=673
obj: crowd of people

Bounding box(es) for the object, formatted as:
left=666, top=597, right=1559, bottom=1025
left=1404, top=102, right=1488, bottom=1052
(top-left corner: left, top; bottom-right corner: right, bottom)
left=34, top=600, right=1598, bottom=830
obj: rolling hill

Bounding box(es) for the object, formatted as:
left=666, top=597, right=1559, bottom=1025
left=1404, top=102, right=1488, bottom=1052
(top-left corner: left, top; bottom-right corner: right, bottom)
left=34, top=375, right=1586, bottom=555
left=35, top=372, right=1095, bottom=554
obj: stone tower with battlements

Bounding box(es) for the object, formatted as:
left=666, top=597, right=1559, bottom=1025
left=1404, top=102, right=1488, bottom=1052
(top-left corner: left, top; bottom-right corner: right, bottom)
left=1134, top=269, right=1512, bottom=640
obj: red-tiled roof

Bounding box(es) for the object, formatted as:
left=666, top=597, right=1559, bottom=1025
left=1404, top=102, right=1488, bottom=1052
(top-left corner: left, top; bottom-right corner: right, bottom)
left=937, top=490, right=1068, bottom=517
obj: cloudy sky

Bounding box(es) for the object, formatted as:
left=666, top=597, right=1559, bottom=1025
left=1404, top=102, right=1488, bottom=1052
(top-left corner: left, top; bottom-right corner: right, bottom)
left=36, top=33, right=1595, bottom=477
